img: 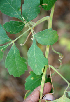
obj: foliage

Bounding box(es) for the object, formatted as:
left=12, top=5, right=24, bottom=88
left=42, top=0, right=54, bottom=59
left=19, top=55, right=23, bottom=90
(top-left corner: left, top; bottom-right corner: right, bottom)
left=0, top=0, right=70, bottom=101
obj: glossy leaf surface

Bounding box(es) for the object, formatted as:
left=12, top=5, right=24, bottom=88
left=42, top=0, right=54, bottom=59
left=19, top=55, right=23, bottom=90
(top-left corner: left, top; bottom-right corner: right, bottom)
left=5, top=44, right=27, bottom=77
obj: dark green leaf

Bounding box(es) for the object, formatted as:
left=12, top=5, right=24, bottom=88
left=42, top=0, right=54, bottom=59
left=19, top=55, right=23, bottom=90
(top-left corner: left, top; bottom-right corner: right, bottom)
left=41, top=0, right=57, bottom=10
left=0, top=44, right=9, bottom=61
left=35, top=28, right=58, bottom=45
left=22, top=0, right=40, bottom=22
left=25, top=71, right=42, bottom=91
left=27, top=39, right=48, bottom=75
left=0, top=24, right=11, bottom=44
left=40, top=0, right=43, bottom=5
left=0, top=0, right=22, bottom=20
left=3, top=21, right=24, bottom=34
left=5, top=44, right=27, bottom=77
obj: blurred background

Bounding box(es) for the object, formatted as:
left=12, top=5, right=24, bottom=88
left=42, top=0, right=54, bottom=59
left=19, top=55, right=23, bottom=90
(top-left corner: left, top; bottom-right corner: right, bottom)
left=0, top=0, right=70, bottom=102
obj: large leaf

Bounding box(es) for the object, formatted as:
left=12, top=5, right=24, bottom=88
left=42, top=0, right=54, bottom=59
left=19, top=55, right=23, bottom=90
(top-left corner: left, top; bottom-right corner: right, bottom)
left=25, top=71, right=42, bottom=91
left=27, top=39, right=48, bottom=75
left=5, top=44, right=27, bottom=77
left=35, top=28, right=58, bottom=45
left=22, top=0, right=40, bottom=22
left=0, top=45, right=8, bottom=61
left=0, top=0, right=22, bottom=20
left=0, top=24, right=11, bottom=44
left=42, top=0, right=57, bottom=10
left=53, top=95, right=70, bottom=102
left=3, top=21, right=24, bottom=34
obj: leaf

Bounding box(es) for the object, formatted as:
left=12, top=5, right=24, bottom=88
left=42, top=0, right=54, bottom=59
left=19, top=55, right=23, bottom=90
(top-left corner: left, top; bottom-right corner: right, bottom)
left=0, top=45, right=8, bottom=61
left=40, top=0, right=43, bottom=5
left=25, top=71, right=42, bottom=91
left=59, top=64, right=70, bottom=81
left=22, top=0, right=40, bottom=22
left=27, top=39, right=48, bottom=75
left=0, top=24, right=11, bottom=44
left=53, top=95, right=70, bottom=102
left=67, top=91, right=70, bottom=98
left=0, top=0, right=22, bottom=20
left=5, top=44, right=27, bottom=77
left=35, top=28, right=58, bottom=45
left=3, top=21, right=24, bottom=34
left=42, top=0, right=57, bottom=10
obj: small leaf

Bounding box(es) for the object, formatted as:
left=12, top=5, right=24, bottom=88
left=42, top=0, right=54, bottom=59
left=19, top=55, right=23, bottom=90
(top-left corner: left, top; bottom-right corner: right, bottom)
left=25, top=71, right=42, bottom=91
left=3, top=21, right=24, bottom=34
left=53, top=95, right=70, bottom=102
left=0, top=24, right=11, bottom=44
left=5, top=44, right=27, bottom=77
left=42, top=0, right=57, bottom=10
left=22, top=0, right=40, bottom=22
left=0, top=0, right=22, bottom=20
left=35, top=28, right=58, bottom=45
left=0, top=44, right=9, bottom=61
left=27, top=39, right=48, bottom=75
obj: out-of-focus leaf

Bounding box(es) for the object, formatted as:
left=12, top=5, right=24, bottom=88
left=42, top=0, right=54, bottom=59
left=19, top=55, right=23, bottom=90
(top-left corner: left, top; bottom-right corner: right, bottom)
left=53, top=95, right=70, bottom=102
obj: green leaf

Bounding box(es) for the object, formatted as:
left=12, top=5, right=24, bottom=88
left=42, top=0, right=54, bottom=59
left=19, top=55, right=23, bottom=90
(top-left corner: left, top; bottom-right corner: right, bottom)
left=67, top=91, right=70, bottom=98
left=0, top=45, right=8, bottom=61
left=3, top=21, right=24, bottom=34
left=53, top=95, right=70, bottom=102
left=35, top=28, right=58, bottom=45
left=59, top=64, right=70, bottom=81
left=22, top=0, right=40, bottom=22
left=0, top=0, right=22, bottom=20
left=0, top=24, right=11, bottom=44
left=42, top=0, right=57, bottom=10
left=40, top=0, right=43, bottom=5
left=27, top=39, right=48, bottom=75
left=25, top=71, right=42, bottom=91
left=5, top=44, right=27, bottom=77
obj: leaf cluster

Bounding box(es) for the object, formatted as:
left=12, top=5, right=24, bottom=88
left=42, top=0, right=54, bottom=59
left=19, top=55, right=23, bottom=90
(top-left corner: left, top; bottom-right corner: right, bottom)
left=0, top=0, right=63, bottom=100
